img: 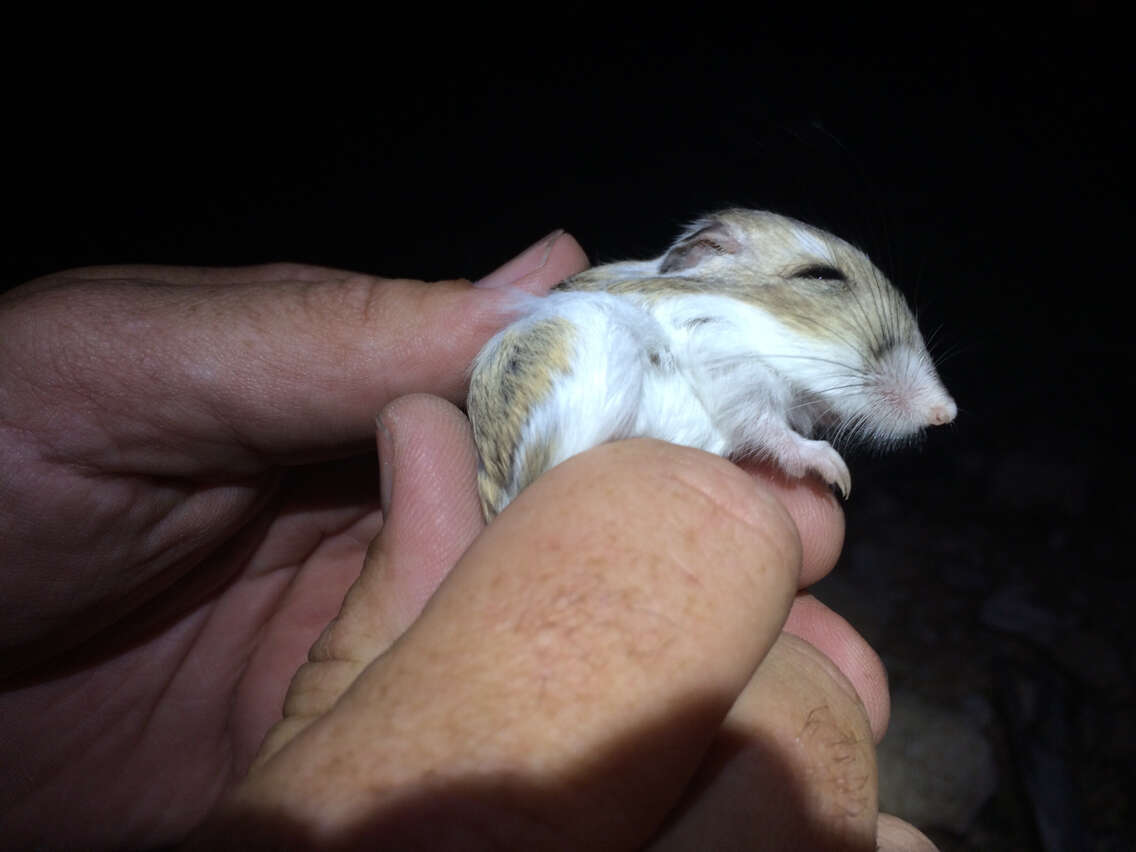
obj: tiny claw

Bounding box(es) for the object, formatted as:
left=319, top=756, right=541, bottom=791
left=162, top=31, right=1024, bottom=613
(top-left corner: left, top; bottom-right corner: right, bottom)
left=829, top=451, right=852, bottom=499
left=790, top=439, right=852, bottom=499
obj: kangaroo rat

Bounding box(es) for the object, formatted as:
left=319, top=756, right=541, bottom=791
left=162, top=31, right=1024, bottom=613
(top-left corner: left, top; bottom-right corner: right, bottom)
left=468, top=209, right=956, bottom=520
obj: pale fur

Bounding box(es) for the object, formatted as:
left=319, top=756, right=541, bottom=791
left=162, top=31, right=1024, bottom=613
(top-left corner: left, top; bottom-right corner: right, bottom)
left=468, top=209, right=956, bottom=520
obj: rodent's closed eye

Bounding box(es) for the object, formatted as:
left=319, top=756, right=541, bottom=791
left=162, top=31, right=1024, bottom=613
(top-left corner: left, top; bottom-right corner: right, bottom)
left=793, top=265, right=847, bottom=282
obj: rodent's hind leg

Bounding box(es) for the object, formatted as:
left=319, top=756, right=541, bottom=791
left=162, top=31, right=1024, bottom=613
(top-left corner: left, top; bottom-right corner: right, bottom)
left=469, top=292, right=659, bottom=520
left=469, top=314, right=581, bottom=521
left=743, top=416, right=852, bottom=498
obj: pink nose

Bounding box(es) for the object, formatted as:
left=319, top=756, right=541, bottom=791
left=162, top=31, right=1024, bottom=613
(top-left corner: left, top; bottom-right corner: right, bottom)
left=927, top=399, right=957, bottom=425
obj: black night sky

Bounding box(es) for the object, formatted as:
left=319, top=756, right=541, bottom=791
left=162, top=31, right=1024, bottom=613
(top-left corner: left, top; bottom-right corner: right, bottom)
left=5, top=11, right=1131, bottom=848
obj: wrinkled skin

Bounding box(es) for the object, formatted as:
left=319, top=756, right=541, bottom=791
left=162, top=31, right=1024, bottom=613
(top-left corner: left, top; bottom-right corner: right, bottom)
left=0, top=232, right=935, bottom=850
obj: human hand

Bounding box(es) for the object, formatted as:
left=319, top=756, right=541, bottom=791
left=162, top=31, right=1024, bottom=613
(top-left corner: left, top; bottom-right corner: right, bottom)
left=197, top=397, right=940, bottom=849
left=0, top=231, right=588, bottom=848
left=194, top=398, right=931, bottom=849
left=0, top=232, right=935, bottom=850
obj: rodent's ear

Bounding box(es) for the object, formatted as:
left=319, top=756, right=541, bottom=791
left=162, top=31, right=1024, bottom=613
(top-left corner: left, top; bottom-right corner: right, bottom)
left=659, top=220, right=743, bottom=274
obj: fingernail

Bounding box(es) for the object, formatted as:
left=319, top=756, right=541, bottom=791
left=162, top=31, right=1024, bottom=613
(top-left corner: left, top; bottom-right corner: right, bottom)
left=376, top=413, right=394, bottom=517
left=474, top=229, right=564, bottom=289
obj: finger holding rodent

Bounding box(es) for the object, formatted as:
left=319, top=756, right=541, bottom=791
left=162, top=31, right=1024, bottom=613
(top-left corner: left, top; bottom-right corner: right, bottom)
left=260, top=404, right=854, bottom=772
left=737, top=457, right=846, bottom=586
left=366, top=394, right=485, bottom=639
left=474, top=228, right=584, bottom=293
left=323, top=395, right=483, bottom=662
left=0, top=231, right=588, bottom=475
left=216, top=441, right=802, bottom=849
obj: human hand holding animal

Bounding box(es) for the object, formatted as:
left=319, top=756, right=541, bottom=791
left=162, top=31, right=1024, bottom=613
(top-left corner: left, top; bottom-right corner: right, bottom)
left=0, top=229, right=935, bottom=850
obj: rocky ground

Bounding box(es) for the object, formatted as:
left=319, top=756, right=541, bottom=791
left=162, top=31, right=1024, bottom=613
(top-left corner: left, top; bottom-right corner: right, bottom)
left=812, top=419, right=1131, bottom=850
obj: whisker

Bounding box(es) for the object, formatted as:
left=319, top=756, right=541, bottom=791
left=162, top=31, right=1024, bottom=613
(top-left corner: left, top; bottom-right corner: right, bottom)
left=703, top=350, right=873, bottom=376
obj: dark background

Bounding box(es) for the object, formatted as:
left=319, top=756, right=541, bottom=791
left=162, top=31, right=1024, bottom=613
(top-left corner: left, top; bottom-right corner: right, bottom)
left=5, top=11, right=1130, bottom=849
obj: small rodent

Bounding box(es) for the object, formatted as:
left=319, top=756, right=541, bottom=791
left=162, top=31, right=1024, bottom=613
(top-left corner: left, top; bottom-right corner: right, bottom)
left=468, top=209, right=956, bottom=521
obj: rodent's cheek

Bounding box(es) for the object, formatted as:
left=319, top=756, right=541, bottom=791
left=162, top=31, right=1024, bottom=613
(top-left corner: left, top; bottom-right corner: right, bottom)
left=735, top=460, right=845, bottom=587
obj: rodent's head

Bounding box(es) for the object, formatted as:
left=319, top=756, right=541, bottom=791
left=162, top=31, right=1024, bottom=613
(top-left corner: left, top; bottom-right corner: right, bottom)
left=660, top=209, right=957, bottom=446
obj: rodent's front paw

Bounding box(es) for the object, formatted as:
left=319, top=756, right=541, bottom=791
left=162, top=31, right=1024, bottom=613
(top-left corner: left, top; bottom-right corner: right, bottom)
left=809, top=441, right=852, bottom=499
left=774, top=436, right=852, bottom=498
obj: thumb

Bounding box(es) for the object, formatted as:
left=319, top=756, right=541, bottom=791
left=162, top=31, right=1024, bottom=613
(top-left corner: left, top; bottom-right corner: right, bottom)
left=6, top=231, right=587, bottom=474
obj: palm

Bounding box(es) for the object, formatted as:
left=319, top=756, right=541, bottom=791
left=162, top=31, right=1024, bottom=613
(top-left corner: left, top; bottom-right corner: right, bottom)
left=2, top=456, right=380, bottom=847
left=186, top=456, right=384, bottom=772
